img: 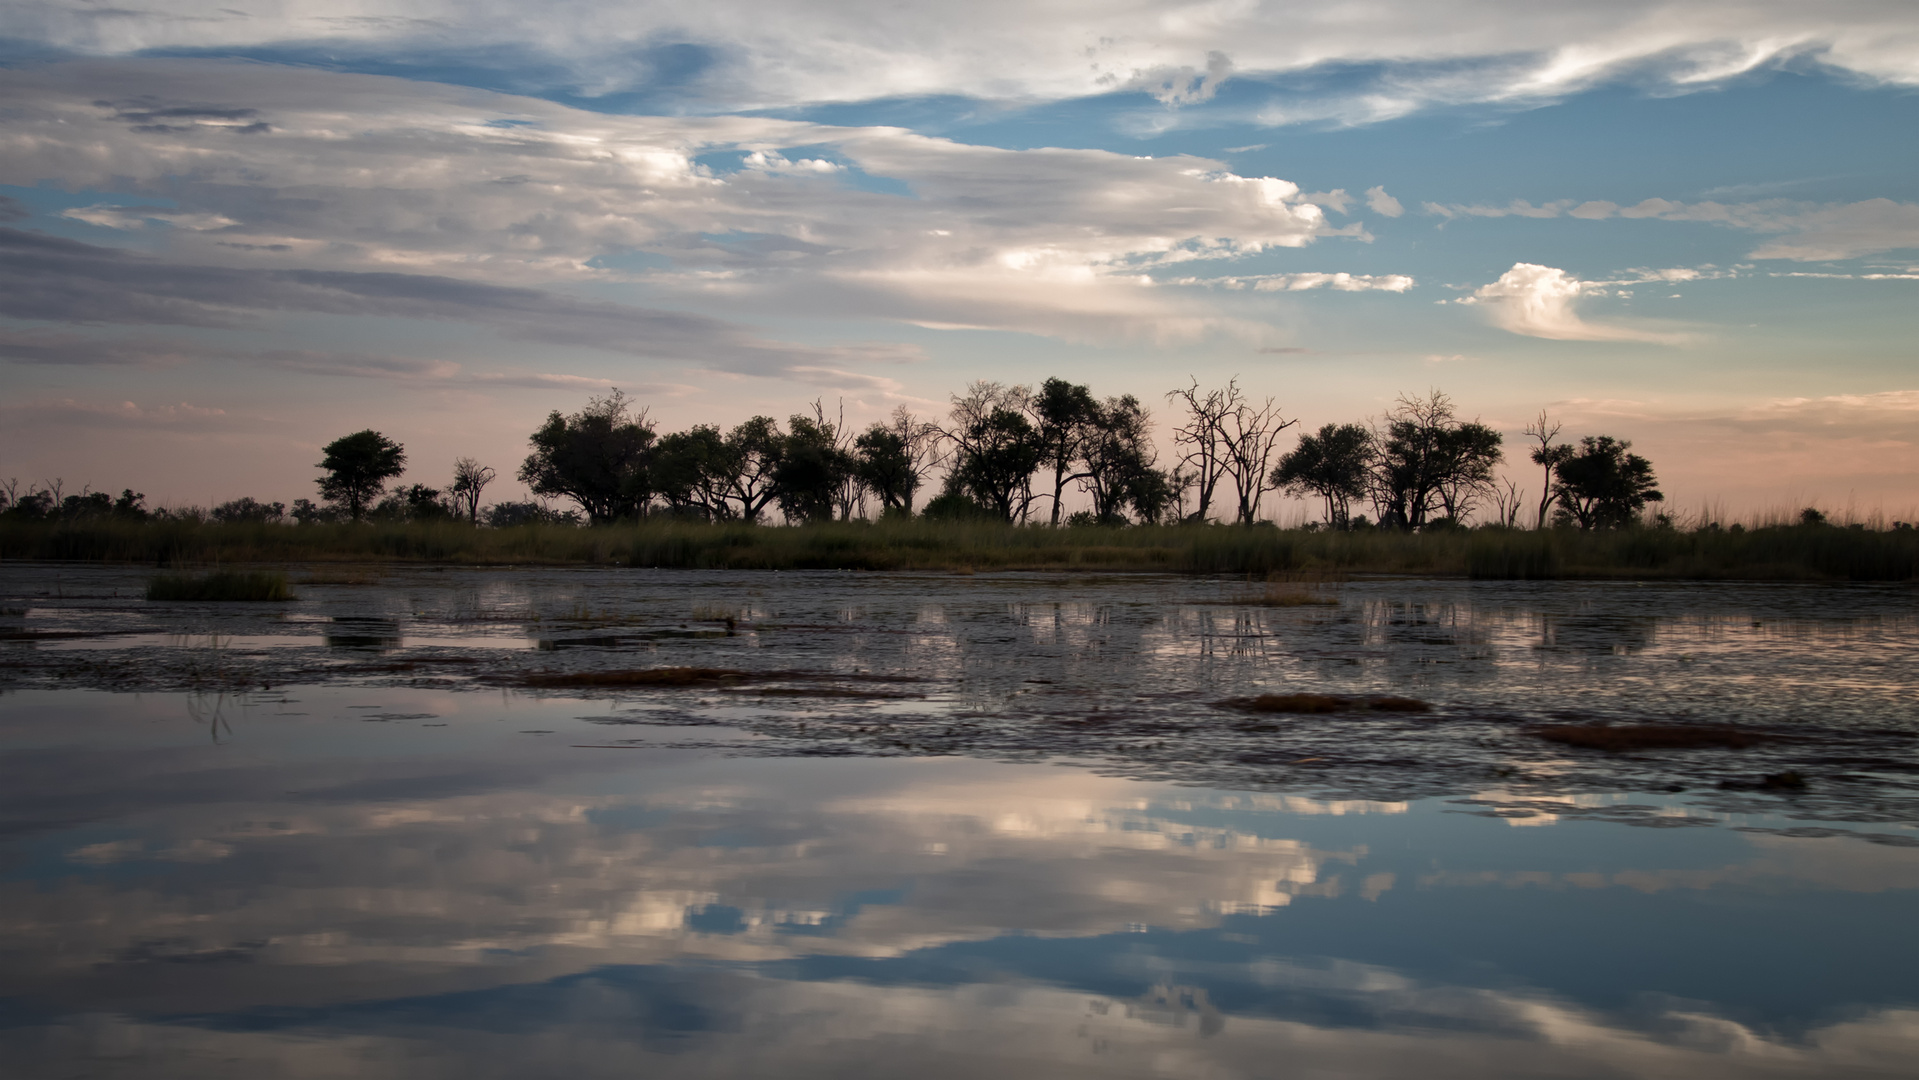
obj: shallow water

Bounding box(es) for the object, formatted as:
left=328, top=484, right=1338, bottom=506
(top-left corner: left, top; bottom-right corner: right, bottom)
left=1, top=565, right=1916, bottom=1076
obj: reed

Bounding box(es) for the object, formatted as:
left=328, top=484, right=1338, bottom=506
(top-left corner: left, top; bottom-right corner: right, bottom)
left=6, top=517, right=1915, bottom=580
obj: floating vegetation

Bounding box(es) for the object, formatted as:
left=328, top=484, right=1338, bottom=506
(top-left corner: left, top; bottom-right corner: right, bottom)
left=147, top=571, right=295, bottom=602
left=1220, top=693, right=1431, bottom=714
left=1531, top=723, right=1766, bottom=752
left=516, top=666, right=751, bottom=688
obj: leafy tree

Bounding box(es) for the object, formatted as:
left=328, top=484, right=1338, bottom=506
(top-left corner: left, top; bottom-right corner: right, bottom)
left=1077, top=394, right=1167, bottom=524
left=1368, top=391, right=1502, bottom=530
left=1033, top=377, right=1099, bottom=525
left=450, top=458, right=496, bottom=524
left=719, top=416, right=784, bottom=523
left=652, top=424, right=734, bottom=520
left=318, top=430, right=406, bottom=522
left=854, top=425, right=918, bottom=515
left=943, top=382, right=1042, bottom=522
left=518, top=391, right=653, bottom=525
left=373, top=484, right=454, bottom=522
left=945, top=405, right=1042, bottom=522
left=1552, top=436, right=1663, bottom=529
left=1273, top=423, right=1374, bottom=528
left=773, top=413, right=855, bottom=524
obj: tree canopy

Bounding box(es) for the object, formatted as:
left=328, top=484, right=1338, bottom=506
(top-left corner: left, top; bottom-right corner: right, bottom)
left=317, top=430, right=406, bottom=521
left=518, top=391, right=654, bottom=525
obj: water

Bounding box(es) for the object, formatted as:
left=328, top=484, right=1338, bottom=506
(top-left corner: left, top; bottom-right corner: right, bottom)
left=1, top=565, right=1916, bottom=1077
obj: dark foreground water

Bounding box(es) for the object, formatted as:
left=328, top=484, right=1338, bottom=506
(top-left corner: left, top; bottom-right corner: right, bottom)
left=1, top=565, right=1916, bottom=1077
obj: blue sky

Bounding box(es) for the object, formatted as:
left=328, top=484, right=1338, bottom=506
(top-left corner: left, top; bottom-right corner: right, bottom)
left=1, top=1, right=1916, bottom=516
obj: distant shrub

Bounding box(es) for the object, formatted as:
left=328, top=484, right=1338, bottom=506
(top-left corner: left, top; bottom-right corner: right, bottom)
left=147, top=570, right=295, bottom=602
left=211, top=497, right=287, bottom=523
left=484, top=501, right=583, bottom=527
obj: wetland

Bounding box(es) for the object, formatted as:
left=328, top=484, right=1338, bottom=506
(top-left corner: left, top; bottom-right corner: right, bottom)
left=2, top=563, right=1916, bottom=1077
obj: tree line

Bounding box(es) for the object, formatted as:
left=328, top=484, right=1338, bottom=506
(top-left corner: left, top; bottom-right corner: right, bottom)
left=0, top=378, right=1708, bottom=532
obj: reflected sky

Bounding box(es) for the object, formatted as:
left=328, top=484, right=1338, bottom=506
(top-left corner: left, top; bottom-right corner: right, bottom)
left=1, top=685, right=1916, bottom=1078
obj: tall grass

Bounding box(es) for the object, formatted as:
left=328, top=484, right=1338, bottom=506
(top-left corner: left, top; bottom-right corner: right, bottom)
left=5, top=517, right=1915, bottom=580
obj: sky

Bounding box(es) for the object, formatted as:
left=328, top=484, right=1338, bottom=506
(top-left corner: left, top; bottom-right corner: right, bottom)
left=1, top=1, right=1916, bottom=519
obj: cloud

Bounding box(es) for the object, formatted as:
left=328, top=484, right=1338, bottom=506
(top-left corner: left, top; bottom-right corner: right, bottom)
left=6, top=1, right=1919, bottom=121
left=0, top=60, right=1359, bottom=343
left=1426, top=194, right=1919, bottom=261
left=1365, top=186, right=1404, bottom=218
left=1172, top=272, right=1416, bottom=292
left=1462, top=262, right=1685, bottom=343
left=0, top=227, right=925, bottom=380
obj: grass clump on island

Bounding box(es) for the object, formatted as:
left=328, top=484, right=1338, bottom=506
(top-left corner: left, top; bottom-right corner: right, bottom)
left=146, top=570, right=296, bottom=602
left=6, top=515, right=1919, bottom=581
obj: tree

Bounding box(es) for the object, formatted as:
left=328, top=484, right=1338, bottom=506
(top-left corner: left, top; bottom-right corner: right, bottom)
left=773, top=412, right=855, bottom=524
left=1033, top=378, right=1099, bottom=525
left=1166, top=378, right=1234, bottom=523
left=855, top=426, right=917, bottom=515
left=1524, top=411, right=1573, bottom=530
left=1218, top=393, right=1296, bottom=525
left=719, top=416, right=784, bottom=523
left=1272, top=423, right=1373, bottom=528
left=318, top=430, right=406, bottom=521
left=943, top=382, right=1042, bottom=522
left=652, top=424, right=733, bottom=520
left=450, top=458, right=496, bottom=525
left=1553, top=436, right=1663, bottom=529
left=518, top=390, right=654, bottom=525
left=1368, top=391, right=1502, bottom=529
left=854, top=405, right=942, bottom=516
left=1077, top=394, right=1167, bottom=524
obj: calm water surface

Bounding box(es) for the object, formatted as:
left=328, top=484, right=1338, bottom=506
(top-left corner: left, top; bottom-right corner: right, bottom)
left=1, top=565, right=1915, bottom=1077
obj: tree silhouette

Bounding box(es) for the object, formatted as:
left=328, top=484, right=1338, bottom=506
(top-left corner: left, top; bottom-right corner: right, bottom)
left=1273, top=423, right=1373, bottom=528
left=1553, top=436, right=1663, bottom=529
left=519, top=391, right=653, bottom=524
left=450, top=458, right=496, bottom=524
left=318, top=430, right=406, bottom=521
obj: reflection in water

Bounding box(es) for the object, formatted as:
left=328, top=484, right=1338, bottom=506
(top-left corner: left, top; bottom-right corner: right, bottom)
left=0, top=688, right=1916, bottom=1077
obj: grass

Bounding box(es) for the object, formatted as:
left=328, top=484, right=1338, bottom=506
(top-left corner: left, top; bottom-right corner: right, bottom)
left=146, top=570, right=295, bottom=602
left=5, top=517, right=1917, bottom=580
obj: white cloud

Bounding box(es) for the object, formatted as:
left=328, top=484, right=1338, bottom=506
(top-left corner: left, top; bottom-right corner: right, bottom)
left=1463, top=262, right=1685, bottom=343
left=5, top=1, right=1918, bottom=120
left=1365, top=186, right=1404, bottom=218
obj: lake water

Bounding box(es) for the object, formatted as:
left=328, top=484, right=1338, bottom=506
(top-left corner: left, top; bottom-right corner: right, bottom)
left=2, top=565, right=1916, bottom=1077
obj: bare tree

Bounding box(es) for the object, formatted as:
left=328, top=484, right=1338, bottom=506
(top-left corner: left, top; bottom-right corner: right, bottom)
left=1489, top=477, right=1525, bottom=528
left=1522, top=410, right=1571, bottom=529
left=1218, top=394, right=1296, bottom=525
left=450, top=458, right=497, bottom=524
left=1165, top=379, right=1234, bottom=523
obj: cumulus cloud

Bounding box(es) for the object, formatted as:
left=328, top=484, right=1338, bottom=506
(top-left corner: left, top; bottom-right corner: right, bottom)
left=4, top=1, right=1918, bottom=120
left=1461, top=262, right=1686, bottom=343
